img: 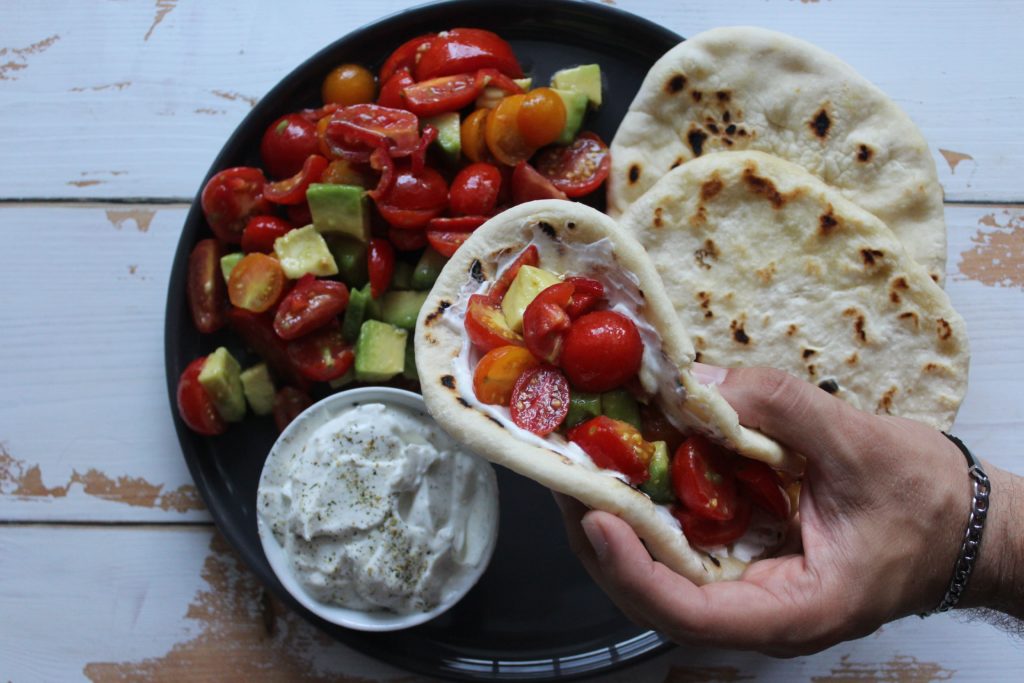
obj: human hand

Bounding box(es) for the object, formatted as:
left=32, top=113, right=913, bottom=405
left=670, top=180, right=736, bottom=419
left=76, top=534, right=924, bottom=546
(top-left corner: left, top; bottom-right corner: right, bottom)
left=556, top=365, right=1016, bottom=656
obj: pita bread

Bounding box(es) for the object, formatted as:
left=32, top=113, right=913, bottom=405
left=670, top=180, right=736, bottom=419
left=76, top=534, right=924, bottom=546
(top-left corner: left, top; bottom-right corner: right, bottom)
left=619, top=150, right=968, bottom=430
left=607, top=26, right=947, bottom=284
left=416, top=200, right=799, bottom=583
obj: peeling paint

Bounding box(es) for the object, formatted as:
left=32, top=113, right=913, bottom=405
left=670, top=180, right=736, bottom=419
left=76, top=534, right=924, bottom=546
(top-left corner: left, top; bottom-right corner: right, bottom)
left=811, top=654, right=954, bottom=682
left=194, top=107, right=226, bottom=115
left=211, top=89, right=258, bottom=108
left=107, top=208, right=156, bottom=233
left=70, top=81, right=132, bottom=92
left=958, top=210, right=1024, bottom=289
left=665, top=665, right=754, bottom=682
left=145, top=0, right=179, bottom=42
left=68, top=180, right=103, bottom=187
left=0, top=34, right=60, bottom=81
left=938, top=149, right=974, bottom=173
left=128, top=264, right=139, bottom=275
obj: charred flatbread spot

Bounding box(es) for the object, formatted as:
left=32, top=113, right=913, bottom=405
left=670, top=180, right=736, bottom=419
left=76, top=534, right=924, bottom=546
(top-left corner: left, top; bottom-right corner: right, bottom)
left=802, top=348, right=817, bottom=359
left=899, top=311, right=920, bottom=329
left=722, top=138, right=734, bottom=146
left=694, top=239, right=719, bottom=269
left=787, top=323, right=799, bottom=337
left=707, top=123, right=720, bottom=135
left=705, top=552, right=722, bottom=567
left=486, top=415, right=505, bottom=429
left=937, top=318, right=953, bottom=341
left=890, top=291, right=902, bottom=304
left=730, top=319, right=750, bottom=344
left=723, top=110, right=732, bottom=123
left=716, top=90, right=731, bottom=102
left=440, top=374, right=456, bottom=389
left=819, top=209, right=839, bottom=235
left=469, top=259, right=484, bottom=282
left=700, top=178, right=723, bottom=201
left=725, top=124, right=737, bottom=135
left=819, top=378, right=840, bottom=394
left=456, top=397, right=470, bottom=408
left=847, top=352, right=859, bottom=365
left=693, top=335, right=707, bottom=350
left=694, top=351, right=703, bottom=362
left=691, top=90, right=703, bottom=103
left=861, top=248, right=885, bottom=266
left=687, top=129, right=708, bottom=157
left=807, top=364, right=817, bottom=377
left=843, top=307, right=869, bottom=343
left=628, top=164, right=641, bottom=184
left=538, top=221, right=557, bottom=240
left=737, top=128, right=748, bottom=137
left=653, top=206, right=664, bottom=229
left=424, top=300, right=452, bottom=326
left=931, top=273, right=940, bottom=284
left=566, top=221, right=576, bottom=230
left=893, top=277, right=909, bottom=289
left=690, top=205, right=707, bottom=227
left=742, top=168, right=785, bottom=208
left=665, top=74, right=686, bottom=93
left=857, top=144, right=874, bottom=162
left=877, top=386, right=898, bottom=414
left=670, top=157, right=684, bottom=170
left=755, top=262, right=777, bottom=284
left=810, top=108, right=831, bottom=138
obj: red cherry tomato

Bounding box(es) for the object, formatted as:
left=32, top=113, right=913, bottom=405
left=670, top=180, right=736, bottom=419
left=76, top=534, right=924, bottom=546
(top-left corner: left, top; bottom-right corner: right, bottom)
left=186, top=238, right=226, bottom=334
left=568, top=416, right=654, bottom=485
left=388, top=226, right=428, bottom=251
left=490, top=245, right=538, bottom=301
left=285, top=202, right=312, bottom=227
left=273, top=274, right=350, bottom=341
left=426, top=230, right=472, bottom=258
left=510, top=365, right=570, bottom=436
left=325, top=104, right=420, bottom=162
left=464, top=294, right=523, bottom=351
left=286, top=321, right=355, bottom=382
left=176, top=357, right=227, bottom=436
left=263, top=154, right=328, bottom=205
left=671, top=435, right=739, bottom=521
left=368, top=238, right=395, bottom=299
left=260, top=114, right=319, bottom=179
left=201, top=167, right=271, bottom=244
left=559, top=310, right=643, bottom=392
left=522, top=282, right=574, bottom=364
left=227, top=308, right=308, bottom=390
left=673, top=495, right=752, bottom=548
left=534, top=132, right=611, bottom=198
left=640, top=403, right=685, bottom=454
left=377, top=69, right=416, bottom=109
left=427, top=215, right=488, bottom=232
left=415, top=28, right=522, bottom=81
left=380, top=33, right=436, bottom=82
left=273, top=386, right=313, bottom=432
left=734, top=459, right=791, bottom=520
left=376, top=167, right=448, bottom=229
left=511, top=161, right=568, bottom=204
left=367, top=145, right=396, bottom=202
left=563, top=276, right=605, bottom=319
left=449, top=162, right=502, bottom=216
left=402, top=73, right=483, bottom=118
left=241, top=215, right=293, bottom=254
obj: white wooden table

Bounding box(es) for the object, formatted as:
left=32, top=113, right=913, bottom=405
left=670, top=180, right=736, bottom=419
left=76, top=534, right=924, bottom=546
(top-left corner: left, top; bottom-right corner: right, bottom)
left=2, top=1, right=1022, bottom=680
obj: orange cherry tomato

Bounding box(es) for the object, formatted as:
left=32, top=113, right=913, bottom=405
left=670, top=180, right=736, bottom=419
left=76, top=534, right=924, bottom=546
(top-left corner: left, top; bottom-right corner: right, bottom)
left=461, top=108, right=493, bottom=163
left=473, top=345, right=540, bottom=405
left=320, top=159, right=368, bottom=187
left=517, top=88, right=566, bottom=148
left=485, top=94, right=535, bottom=166
left=321, top=64, right=377, bottom=106
left=228, top=253, right=286, bottom=313
left=316, top=116, right=334, bottom=158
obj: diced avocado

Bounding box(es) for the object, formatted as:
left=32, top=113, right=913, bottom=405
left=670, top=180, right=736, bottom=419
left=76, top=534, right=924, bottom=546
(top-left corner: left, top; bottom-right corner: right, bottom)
left=273, top=225, right=338, bottom=279
left=514, top=77, right=533, bottom=90
left=327, top=234, right=368, bottom=288
left=552, top=88, right=589, bottom=145
left=220, top=252, right=244, bottom=283
left=306, top=183, right=369, bottom=242
left=551, top=64, right=602, bottom=108
left=423, top=112, right=461, bottom=163
left=501, top=265, right=560, bottom=333
left=342, top=284, right=371, bottom=343
left=380, top=290, right=429, bottom=331
left=392, top=261, right=414, bottom=291
left=239, top=363, right=275, bottom=416
left=474, top=77, right=533, bottom=110
left=198, top=347, right=246, bottom=422
left=412, top=248, right=448, bottom=290
left=328, top=367, right=355, bottom=390
left=354, top=320, right=408, bottom=382
left=601, top=389, right=641, bottom=430
left=565, top=390, right=601, bottom=430
left=403, top=336, right=419, bottom=381
left=639, top=441, right=675, bottom=504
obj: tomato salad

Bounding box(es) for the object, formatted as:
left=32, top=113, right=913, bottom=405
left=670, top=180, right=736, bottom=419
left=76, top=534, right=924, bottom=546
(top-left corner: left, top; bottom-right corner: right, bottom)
left=177, top=28, right=611, bottom=437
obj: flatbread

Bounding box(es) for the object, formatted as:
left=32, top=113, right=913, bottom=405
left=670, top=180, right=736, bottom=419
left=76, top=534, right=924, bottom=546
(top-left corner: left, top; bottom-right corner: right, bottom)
left=618, top=150, right=968, bottom=430
left=416, top=200, right=799, bottom=584
left=608, top=26, right=947, bottom=284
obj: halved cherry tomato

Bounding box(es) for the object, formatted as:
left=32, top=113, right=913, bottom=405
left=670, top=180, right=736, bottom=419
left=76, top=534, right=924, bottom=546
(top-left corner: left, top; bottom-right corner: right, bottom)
left=177, top=357, right=227, bottom=436
left=464, top=294, right=523, bottom=351
left=325, top=104, right=420, bottom=162
left=534, top=132, right=611, bottom=198
left=377, top=69, right=416, bottom=109
left=273, top=386, right=313, bottom=432
left=640, top=403, right=685, bottom=454
left=186, top=238, right=226, bottom=334
left=368, top=238, right=394, bottom=299
left=273, top=274, right=350, bottom=341
left=511, top=160, right=568, bottom=203
left=403, top=73, right=482, bottom=118
left=450, top=162, right=502, bottom=216
left=522, top=282, right=574, bottom=364
left=490, top=245, right=538, bottom=301
left=376, top=166, right=448, bottom=229
left=286, top=321, right=355, bottom=382
left=734, top=459, right=791, bottom=520
left=563, top=276, right=604, bottom=319
left=260, top=114, right=319, bottom=179
left=263, top=154, right=328, bottom=205
left=674, top=495, right=752, bottom=547
left=485, top=94, right=534, bottom=166
left=322, top=64, right=376, bottom=106
left=201, top=167, right=271, bottom=244
left=475, top=68, right=525, bottom=96
left=517, top=87, right=567, bottom=148
left=241, top=216, right=293, bottom=254
left=461, top=108, right=493, bottom=163
left=380, top=33, right=436, bottom=82
left=415, top=28, right=522, bottom=81
left=671, top=435, right=738, bottom=521
left=388, top=226, right=428, bottom=251
left=227, top=308, right=307, bottom=390
left=473, top=345, right=540, bottom=405
left=559, top=310, right=643, bottom=392
left=411, top=125, right=437, bottom=175
left=510, top=365, right=570, bottom=436
left=568, top=416, right=653, bottom=485
left=367, top=145, right=396, bottom=202
left=427, top=215, right=488, bottom=232
left=228, top=253, right=286, bottom=313
left=426, top=230, right=471, bottom=257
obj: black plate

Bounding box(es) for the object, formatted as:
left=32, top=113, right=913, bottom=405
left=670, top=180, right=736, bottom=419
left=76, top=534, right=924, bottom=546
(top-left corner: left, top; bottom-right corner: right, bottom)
left=165, top=1, right=682, bottom=679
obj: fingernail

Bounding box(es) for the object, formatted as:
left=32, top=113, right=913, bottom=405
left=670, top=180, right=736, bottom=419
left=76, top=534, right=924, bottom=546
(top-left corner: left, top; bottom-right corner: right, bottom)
left=582, top=515, right=609, bottom=560
left=692, top=362, right=728, bottom=386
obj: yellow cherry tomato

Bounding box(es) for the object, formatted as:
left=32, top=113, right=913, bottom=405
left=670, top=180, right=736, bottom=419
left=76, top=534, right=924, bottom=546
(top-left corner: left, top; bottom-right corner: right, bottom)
left=321, top=64, right=376, bottom=105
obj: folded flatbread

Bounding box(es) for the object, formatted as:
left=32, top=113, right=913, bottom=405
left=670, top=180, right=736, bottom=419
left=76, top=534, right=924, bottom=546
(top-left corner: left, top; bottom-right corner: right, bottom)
left=607, top=26, right=947, bottom=284
left=618, top=150, right=968, bottom=429
left=416, top=199, right=800, bottom=583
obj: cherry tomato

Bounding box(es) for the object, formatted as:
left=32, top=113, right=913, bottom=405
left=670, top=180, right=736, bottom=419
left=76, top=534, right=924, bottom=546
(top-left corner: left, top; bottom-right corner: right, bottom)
left=486, top=94, right=534, bottom=166
left=241, top=216, right=292, bottom=254
left=263, top=154, right=328, bottom=205
left=671, top=435, right=738, bottom=521
left=510, top=365, right=570, bottom=435
left=380, top=33, right=436, bottom=82
left=426, top=230, right=470, bottom=257
left=640, top=403, right=685, bottom=454
left=319, top=159, right=368, bottom=187
left=286, top=202, right=312, bottom=227
left=461, top=108, right=493, bottom=163
left=227, top=308, right=308, bottom=390
left=734, top=459, right=791, bottom=520
left=368, top=238, right=395, bottom=299
left=427, top=215, right=488, bottom=232
left=201, top=167, right=271, bottom=244
left=176, top=357, right=227, bottom=436
left=325, top=104, right=420, bottom=162
left=273, top=386, right=313, bottom=432
left=559, top=311, right=643, bottom=392
left=322, top=64, right=376, bottom=106
left=476, top=68, right=525, bottom=96
left=464, top=294, right=523, bottom=351
left=260, top=114, right=319, bottom=179
left=674, top=495, right=752, bottom=547
left=490, top=245, right=538, bottom=301
left=376, top=166, right=448, bottom=229
left=563, top=276, right=604, bottom=319
left=568, top=416, right=653, bottom=485
left=286, top=321, right=355, bottom=382
left=449, top=162, right=502, bottom=215
left=473, top=345, right=540, bottom=405
left=273, top=274, right=350, bottom=341
left=388, top=226, right=428, bottom=251
left=228, top=253, right=286, bottom=313
left=522, top=282, right=574, bottom=364
left=186, top=238, right=226, bottom=334
left=402, top=73, right=483, bottom=118
left=415, top=28, right=522, bottom=81
left=517, top=87, right=567, bottom=148
left=367, top=145, right=396, bottom=202
left=377, top=69, right=415, bottom=109
left=534, top=132, right=611, bottom=198
left=511, top=160, right=568, bottom=204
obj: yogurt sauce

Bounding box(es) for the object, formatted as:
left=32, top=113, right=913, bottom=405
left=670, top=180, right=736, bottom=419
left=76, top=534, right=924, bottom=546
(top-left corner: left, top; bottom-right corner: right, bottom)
left=258, top=400, right=498, bottom=615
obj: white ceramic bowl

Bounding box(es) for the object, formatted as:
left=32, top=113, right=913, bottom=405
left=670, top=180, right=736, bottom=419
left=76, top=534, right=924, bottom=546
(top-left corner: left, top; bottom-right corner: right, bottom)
left=256, top=386, right=499, bottom=631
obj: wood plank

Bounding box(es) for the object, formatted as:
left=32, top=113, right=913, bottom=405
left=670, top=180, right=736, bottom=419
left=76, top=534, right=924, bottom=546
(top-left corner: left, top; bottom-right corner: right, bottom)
left=0, top=0, right=1020, bottom=201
